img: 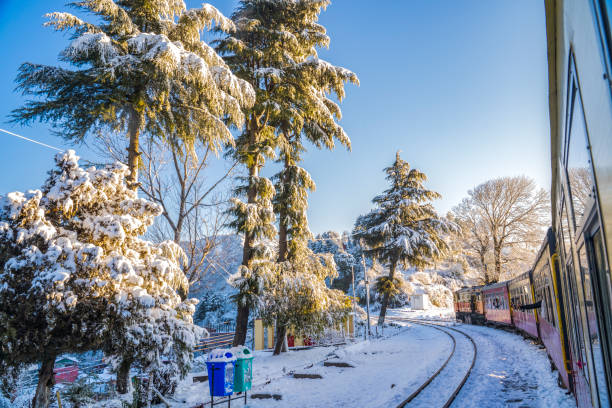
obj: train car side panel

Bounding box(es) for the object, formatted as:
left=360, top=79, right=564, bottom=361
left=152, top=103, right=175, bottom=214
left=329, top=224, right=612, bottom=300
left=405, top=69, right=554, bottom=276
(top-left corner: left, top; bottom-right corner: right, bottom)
left=533, top=233, right=570, bottom=389
left=508, top=271, right=539, bottom=339
left=483, top=283, right=512, bottom=326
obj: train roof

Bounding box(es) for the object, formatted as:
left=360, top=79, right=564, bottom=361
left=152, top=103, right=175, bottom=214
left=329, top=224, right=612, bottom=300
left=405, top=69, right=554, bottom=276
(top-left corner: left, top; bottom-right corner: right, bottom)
left=508, top=270, right=531, bottom=284
left=455, top=285, right=484, bottom=294
left=531, top=227, right=555, bottom=270
left=482, top=281, right=509, bottom=291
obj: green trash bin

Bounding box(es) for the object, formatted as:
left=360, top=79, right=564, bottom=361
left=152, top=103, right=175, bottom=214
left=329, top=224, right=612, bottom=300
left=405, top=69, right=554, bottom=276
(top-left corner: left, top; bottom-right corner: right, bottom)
left=231, top=346, right=253, bottom=393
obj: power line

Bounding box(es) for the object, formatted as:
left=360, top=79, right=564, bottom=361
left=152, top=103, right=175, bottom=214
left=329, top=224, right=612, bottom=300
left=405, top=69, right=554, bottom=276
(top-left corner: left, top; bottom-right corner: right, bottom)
left=0, top=128, right=64, bottom=152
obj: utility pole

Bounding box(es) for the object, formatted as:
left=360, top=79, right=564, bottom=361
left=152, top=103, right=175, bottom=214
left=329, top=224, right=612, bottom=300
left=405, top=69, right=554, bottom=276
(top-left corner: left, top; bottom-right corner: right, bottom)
left=362, top=254, right=371, bottom=339
left=351, top=265, right=356, bottom=323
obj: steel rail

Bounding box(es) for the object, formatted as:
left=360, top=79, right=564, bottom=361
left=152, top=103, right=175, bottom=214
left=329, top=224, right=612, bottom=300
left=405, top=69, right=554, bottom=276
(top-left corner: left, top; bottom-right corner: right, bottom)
left=394, top=320, right=457, bottom=407
left=391, top=318, right=477, bottom=408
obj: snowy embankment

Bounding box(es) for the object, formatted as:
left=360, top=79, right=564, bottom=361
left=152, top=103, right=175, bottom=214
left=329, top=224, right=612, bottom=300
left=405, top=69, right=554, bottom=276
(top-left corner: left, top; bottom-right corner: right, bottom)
left=170, top=307, right=574, bottom=408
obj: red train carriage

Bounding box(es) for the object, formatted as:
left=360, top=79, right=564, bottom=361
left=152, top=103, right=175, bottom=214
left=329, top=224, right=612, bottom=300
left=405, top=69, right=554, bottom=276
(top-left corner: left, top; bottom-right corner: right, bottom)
left=53, top=356, right=79, bottom=384
left=454, top=286, right=484, bottom=324
left=482, top=282, right=512, bottom=326
left=532, top=229, right=570, bottom=390
left=508, top=271, right=539, bottom=339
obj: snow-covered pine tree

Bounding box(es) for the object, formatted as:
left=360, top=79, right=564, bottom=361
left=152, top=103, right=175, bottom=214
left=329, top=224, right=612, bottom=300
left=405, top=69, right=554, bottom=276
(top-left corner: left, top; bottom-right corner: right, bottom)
left=0, top=151, right=201, bottom=407
left=11, top=0, right=254, bottom=187
left=259, top=0, right=356, bottom=355
left=271, top=0, right=358, bottom=260
left=215, top=0, right=296, bottom=346
left=225, top=174, right=277, bottom=346
left=353, top=152, right=453, bottom=326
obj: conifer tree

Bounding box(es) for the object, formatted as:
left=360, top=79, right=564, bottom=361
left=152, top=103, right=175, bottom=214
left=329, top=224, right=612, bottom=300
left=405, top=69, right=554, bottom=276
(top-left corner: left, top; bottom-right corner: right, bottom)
left=353, top=152, right=452, bottom=326
left=0, top=151, right=200, bottom=407
left=216, top=0, right=294, bottom=346
left=11, top=0, right=254, bottom=187
left=268, top=0, right=357, bottom=354
left=218, top=0, right=356, bottom=347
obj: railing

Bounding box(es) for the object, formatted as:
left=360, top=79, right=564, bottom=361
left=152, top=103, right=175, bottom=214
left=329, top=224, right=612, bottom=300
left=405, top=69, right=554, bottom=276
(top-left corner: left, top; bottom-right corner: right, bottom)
left=194, top=331, right=235, bottom=355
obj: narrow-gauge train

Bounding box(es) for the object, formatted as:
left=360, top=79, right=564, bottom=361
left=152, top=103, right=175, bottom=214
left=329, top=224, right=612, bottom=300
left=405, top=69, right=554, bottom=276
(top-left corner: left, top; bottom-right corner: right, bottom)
left=543, top=0, right=612, bottom=406
left=454, top=1, right=612, bottom=407
left=454, top=228, right=607, bottom=406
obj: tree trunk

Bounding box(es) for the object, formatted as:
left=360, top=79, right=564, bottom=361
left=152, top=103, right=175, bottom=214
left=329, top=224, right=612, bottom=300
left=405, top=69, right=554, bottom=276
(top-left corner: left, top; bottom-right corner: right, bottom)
left=32, top=354, right=56, bottom=408
left=233, top=303, right=250, bottom=346
left=493, top=244, right=502, bottom=282
left=273, top=324, right=287, bottom=355
left=377, top=260, right=396, bottom=326
left=277, top=157, right=290, bottom=263
left=126, top=106, right=142, bottom=190
left=116, top=358, right=133, bottom=395
left=479, top=252, right=488, bottom=284
left=278, top=219, right=288, bottom=262
left=232, top=132, right=259, bottom=346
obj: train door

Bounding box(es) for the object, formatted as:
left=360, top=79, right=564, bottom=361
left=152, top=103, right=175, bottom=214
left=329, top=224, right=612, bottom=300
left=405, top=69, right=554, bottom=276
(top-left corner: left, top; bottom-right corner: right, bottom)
left=577, top=210, right=612, bottom=407
left=560, top=201, right=593, bottom=407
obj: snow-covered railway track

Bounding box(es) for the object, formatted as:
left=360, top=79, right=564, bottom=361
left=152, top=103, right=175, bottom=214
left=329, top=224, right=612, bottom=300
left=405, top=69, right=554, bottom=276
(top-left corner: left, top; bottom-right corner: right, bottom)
left=390, top=318, right=477, bottom=408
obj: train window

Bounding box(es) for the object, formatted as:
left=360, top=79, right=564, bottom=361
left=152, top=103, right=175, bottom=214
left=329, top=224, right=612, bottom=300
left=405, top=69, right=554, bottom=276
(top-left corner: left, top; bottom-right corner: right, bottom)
left=579, top=243, right=610, bottom=406
left=565, top=88, right=594, bottom=232
left=546, top=287, right=556, bottom=327
left=560, top=201, right=573, bottom=267
left=540, top=288, right=549, bottom=323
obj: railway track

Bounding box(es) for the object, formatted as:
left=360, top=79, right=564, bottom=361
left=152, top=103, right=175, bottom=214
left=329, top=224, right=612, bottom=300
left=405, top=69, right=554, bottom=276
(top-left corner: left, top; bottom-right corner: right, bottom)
left=388, top=317, right=477, bottom=408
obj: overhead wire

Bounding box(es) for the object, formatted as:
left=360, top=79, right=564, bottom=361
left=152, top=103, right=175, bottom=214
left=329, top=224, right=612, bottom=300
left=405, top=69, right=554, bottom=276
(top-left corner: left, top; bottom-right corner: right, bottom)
left=0, top=127, right=64, bottom=152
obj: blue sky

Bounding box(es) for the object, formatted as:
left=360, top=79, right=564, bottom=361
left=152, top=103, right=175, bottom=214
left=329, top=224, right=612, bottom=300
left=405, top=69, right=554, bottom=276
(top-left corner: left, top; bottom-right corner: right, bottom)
left=0, top=0, right=550, bottom=235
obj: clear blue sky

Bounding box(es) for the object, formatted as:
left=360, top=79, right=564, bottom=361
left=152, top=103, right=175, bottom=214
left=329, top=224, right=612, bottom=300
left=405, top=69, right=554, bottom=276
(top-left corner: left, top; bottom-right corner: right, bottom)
left=0, top=0, right=550, bottom=235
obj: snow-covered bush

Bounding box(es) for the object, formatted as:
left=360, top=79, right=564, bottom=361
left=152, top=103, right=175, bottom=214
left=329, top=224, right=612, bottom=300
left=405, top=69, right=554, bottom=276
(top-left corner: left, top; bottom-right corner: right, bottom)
left=63, top=378, right=96, bottom=408
left=425, top=284, right=453, bottom=308
left=411, top=271, right=434, bottom=286
left=257, top=249, right=351, bottom=346
left=0, top=151, right=201, bottom=407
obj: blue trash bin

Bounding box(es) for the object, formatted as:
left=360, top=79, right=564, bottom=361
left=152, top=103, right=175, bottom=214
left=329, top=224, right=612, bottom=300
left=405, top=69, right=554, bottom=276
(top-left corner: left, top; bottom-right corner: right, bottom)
left=206, top=349, right=237, bottom=397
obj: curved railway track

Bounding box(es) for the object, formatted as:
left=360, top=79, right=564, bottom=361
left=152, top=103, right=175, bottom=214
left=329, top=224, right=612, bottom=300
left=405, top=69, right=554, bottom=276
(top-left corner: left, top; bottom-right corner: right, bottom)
left=389, top=318, right=478, bottom=408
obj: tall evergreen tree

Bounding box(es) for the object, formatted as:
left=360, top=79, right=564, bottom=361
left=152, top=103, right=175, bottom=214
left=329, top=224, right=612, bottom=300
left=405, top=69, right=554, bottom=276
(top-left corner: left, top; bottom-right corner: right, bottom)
left=11, top=0, right=254, bottom=188
left=216, top=0, right=297, bottom=346
left=254, top=0, right=357, bottom=354
left=353, top=152, right=452, bottom=326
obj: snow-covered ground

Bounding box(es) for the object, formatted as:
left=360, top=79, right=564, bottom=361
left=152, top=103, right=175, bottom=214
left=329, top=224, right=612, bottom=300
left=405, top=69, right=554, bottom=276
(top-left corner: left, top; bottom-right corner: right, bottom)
left=168, top=307, right=575, bottom=408
left=387, top=306, right=456, bottom=321
left=452, top=324, right=575, bottom=408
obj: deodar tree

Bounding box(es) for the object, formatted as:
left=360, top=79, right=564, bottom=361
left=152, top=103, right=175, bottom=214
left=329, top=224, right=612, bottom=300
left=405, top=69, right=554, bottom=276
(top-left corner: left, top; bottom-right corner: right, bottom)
left=11, top=0, right=254, bottom=188
left=0, top=151, right=201, bottom=407
left=216, top=0, right=292, bottom=346
left=268, top=0, right=357, bottom=354
left=354, top=152, right=452, bottom=326
left=218, top=0, right=357, bottom=348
